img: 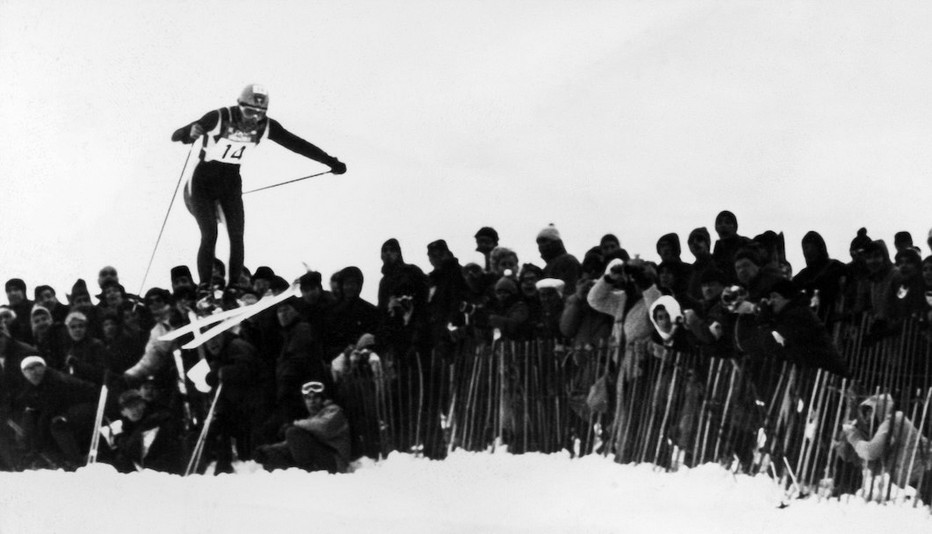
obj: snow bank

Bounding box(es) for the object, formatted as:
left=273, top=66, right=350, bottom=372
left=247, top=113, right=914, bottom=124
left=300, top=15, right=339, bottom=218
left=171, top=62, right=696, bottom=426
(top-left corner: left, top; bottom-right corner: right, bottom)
left=0, top=452, right=929, bottom=534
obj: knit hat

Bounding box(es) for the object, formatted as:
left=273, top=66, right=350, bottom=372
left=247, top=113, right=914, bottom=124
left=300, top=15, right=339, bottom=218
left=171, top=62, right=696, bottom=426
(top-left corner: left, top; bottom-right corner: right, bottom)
left=69, top=279, right=90, bottom=300
left=252, top=266, right=275, bottom=283
left=20, top=355, right=46, bottom=371
left=849, top=228, right=871, bottom=253
left=715, top=210, right=738, bottom=227
left=494, top=277, right=519, bottom=295
left=381, top=238, right=401, bottom=252
left=474, top=227, right=499, bottom=242
left=33, top=285, right=54, bottom=300
left=298, top=271, right=323, bottom=290
left=4, top=278, right=26, bottom=294
left=769, top=279, right=799, bottom=300
left=170, top=265, right=193, bottom=282
left=687, top=227, right=711, bottom=246
left=30, top=305, right=51, bottom=319
left=535, top=278, right=565, bottom=298
left=536, top=224, right=561, bottom=242
left=894, top=231, right=913, bottom=247
left=64, top=311, right=88, bottom=325
left=427, top=239, right=450, bottom=254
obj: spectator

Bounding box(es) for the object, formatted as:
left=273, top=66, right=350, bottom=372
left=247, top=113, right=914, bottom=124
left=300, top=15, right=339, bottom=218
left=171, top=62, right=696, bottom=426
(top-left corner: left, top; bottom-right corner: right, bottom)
left=599, top=234, right=629, bottom=261
left=33, top=285, right=69, bottom=325
left=5, top=278, right=34, bottom=345
left=534, top=278, right=565, bottom=339
left=560, top=255, right=612, bottom=349
left=489, top=246, right=520, bottom=279
left=19, top=356, right=97, bottom=469
left=251, top=266, right=276, bottom=298
left=686, top=227, right=715, bottom=302
left=326, top=267, right=380, bottom=359
left=711, top=210, right=751, bottom=283
left=274, top=297, right=329, bottom=425
left=63, top=311, right=108, bottom=385
left=843, top=228, right=873, bottom=316
left=123, top=288, right=177, bottom=387
left=331, top=333, right=382, bottom=383
left=425, top=239, right=466, bottom=348
left=518, top=263, right=544, bottom=330
left=893, top=231, right=915, bottom=254
left=734, top=246, right=782, bottom=301
left=378, top=238, right=428, bottom=313
left=487, top=277, right=530, bottom=340
left=110, top=389, right=183, bottom=474
left=893, top=248, right=926, bottom=319
left=474, top=226, right=499, bottom=272
left=297, top=271, right=337, bottom=337
left=656, top=233, right=693, bottom=298
left=254, top=381, right=351, bottom=474
left=684, top=268, right=734, bottom=358
left=0, top=329, right=35, bottom=470
left=793, top=231, right=847, bottom=323
left=30, top=306, right=68, bottom=371
left=170, top=265, right=196, bottom=294
left=861, top=239, right=902, bottom=323
left=99, top=310, right=142, bottom=376
left=536, top=224, right=581, bottom=292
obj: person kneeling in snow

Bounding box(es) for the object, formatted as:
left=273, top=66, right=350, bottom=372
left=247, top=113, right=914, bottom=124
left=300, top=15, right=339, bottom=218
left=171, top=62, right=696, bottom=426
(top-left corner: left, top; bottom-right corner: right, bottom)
left=255, top=381, right=351, bottom=474
left=110, top=389, right=183, bottom=474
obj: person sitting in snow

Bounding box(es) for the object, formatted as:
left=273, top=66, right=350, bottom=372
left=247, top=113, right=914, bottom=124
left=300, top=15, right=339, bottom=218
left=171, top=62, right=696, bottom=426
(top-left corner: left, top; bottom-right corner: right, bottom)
left=254, top=381, right=351, bottom=474
left=110, top=389, right=183, bottom=474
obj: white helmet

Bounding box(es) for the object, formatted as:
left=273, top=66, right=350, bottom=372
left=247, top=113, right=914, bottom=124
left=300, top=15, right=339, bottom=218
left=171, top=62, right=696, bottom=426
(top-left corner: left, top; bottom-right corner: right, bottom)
left=238, top=84, right=269, bottom=110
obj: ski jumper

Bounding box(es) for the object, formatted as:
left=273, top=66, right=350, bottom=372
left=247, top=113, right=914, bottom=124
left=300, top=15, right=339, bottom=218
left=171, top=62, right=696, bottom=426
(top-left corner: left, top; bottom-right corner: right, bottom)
left=171, top=106, right=343, bottom=287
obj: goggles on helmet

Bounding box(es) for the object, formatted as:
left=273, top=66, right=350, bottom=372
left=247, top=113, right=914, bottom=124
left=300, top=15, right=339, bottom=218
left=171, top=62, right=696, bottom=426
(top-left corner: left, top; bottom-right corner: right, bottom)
left=239, top=104, right=266, bottom=120
left=301, top=381, right=325, bottom=397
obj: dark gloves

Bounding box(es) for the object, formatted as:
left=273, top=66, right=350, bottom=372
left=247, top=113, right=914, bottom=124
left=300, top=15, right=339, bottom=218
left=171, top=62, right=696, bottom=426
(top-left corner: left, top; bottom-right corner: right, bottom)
left=205, top=370, right=219, bottom=388
left=328, top=158, right=347, bottom=175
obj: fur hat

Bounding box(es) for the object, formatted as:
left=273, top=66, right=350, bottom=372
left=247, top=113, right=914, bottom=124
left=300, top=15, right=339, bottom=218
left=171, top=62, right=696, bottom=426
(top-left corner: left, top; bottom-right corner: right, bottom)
left=536, top=223, right=561, bottom=242
left=170, top=265, right=193, bottom=282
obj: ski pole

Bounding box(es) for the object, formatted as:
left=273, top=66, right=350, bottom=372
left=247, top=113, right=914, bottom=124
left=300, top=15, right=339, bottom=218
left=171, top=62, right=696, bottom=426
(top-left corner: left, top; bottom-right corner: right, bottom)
left=138, top=143, right=197, bottom=295
left=86, top=383, right=109, bottom=465
left=241, top=170, right=332, bottom=195
left=185, top=382, right=224, bottom=476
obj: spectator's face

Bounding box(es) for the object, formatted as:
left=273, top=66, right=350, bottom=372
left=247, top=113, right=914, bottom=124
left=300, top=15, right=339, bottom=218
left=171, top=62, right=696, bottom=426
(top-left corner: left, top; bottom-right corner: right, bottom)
left=172, top=275, right=194, bottom=292
left=600, top=240, right=620, bottom=257
left=104, top=285, right=124, bottom=307
left=139, top=383, right=157, bottom=401
left=72, top=294, right=93, bottom=309
left=66, top=319, right=88, bottom=342
left=22, top=362, right=46, bottom=386
left=301, top=285, right=322, bottom=305
left=715, top=217, right=737, bottom=239
left=539, top=288, right=561, bottom=308
left=120, top=401, right=146, bottom=423
left=475, top=236, right=496, bottom=255
left=865, top=250, right=885, bottom=274
left=276, top=304, right=298, bottom=327
left=802, top=242, right=821, bottom=265
left=657, top=243, right=676, bottom=263
left=495, top=288, right=513, bottom=304
left=496, top=255, right=519, bottom=277
left=37, top=289, right=57, bottom=310
left=31, top=313, right=52, bottom=337
left=519, top=273, right=539, bottom=297
left=342, top=278, right=362, bottom=300
left=427, top=249, right=444, bottom=270
left=897, top=258, right=920, bottom=280
left=98, top=267, right=118, bottom=288
left=0, top=309, right=14, bottom=333
left=303, top=393, right=324, bottom=415
left=658, top=269, right=675, bottom=291
left=701, top=281, right=724, bottom=302
left=102, top=319, right=120, bottom=340
left=205, top=335, right=224, bottom=356
left=147, top=297, right=170, bottom=319
left=653, top=308, right=672, bottom=334
left=734, top=258, right=759, bottom=285
left=253, top=279, right=271, bottom=296
left=381, top=246, right=401, bottom=266
left=6, top=288, right=24, bottom=306
left=688, top=239, right=709, bottom=259
left=923, top=262, right=932, bottom=286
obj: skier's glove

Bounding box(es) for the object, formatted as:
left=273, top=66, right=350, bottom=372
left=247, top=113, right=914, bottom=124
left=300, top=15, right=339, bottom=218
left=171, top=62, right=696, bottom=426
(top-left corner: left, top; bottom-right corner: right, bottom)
left=328, top=159, right=347, bottom=175
left=189, top=123, right=205, bottom=141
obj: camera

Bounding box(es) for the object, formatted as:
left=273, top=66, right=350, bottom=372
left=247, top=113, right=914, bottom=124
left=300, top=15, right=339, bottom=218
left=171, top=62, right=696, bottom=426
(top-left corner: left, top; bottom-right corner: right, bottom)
left=459, top=301, right=483, bottom=315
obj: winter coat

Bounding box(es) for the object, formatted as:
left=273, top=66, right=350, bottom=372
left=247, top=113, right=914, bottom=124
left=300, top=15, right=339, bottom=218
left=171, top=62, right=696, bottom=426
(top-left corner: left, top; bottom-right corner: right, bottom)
left=19, top=368, right=97, bottom=453
left=587, top=277, right=661, bottom=381
left=291, top=400, right=352, bottom=472
left=712, top=235, right=751, bottom=283
left=842, top=393, right=932, bottom=487
left=540, top=241, right=581, bottom=294
left=426, top=256, right=467, bottom=342
left=378, top=259, right=428, bottom=312
left=113, top=406, right=183, bottom=474
left=560, top=291, right=612, bottom=349
left=0, top=335, right=36, bottom=418
left=758, top=296, right=849, bottom=377
left=278, top=321, right=329, bottom=420
left=792, top=231, right=847, bottom=322
left=65, top=337, right=108, bottom=385
left=325, top=297, right=380, bottom=359
left=656, top=233, right=694, bottom=298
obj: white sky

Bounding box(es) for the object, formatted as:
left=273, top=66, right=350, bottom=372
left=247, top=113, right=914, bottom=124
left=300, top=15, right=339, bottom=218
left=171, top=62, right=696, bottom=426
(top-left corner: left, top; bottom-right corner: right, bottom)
left=2, top=0, right=932, bottom=301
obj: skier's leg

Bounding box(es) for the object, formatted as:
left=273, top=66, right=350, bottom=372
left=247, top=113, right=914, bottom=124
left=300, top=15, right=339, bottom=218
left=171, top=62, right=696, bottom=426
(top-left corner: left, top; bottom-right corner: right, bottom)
left=218, top=176, right=244, bottom=288
left=189, top=177, right=221, bottom=287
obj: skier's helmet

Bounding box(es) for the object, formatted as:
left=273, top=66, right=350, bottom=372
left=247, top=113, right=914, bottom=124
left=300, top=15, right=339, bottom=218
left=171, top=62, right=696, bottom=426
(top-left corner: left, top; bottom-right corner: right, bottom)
left=238, top=84, right=269, bottom=110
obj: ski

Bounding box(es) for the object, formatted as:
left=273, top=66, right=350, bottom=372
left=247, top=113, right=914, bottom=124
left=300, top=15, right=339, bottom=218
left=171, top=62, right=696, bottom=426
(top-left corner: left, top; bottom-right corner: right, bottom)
left=180, top=284, right=299, bottom=350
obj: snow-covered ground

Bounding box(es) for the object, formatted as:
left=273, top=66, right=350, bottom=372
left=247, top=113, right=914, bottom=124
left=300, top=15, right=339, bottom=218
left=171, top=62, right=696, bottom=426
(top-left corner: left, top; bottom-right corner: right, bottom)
left=0, top=452, right=928, bottom=534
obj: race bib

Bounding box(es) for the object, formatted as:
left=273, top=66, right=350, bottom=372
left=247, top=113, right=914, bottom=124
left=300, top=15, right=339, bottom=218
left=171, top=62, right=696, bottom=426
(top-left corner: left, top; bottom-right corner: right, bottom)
left=202, top=115, right=263, bottom=163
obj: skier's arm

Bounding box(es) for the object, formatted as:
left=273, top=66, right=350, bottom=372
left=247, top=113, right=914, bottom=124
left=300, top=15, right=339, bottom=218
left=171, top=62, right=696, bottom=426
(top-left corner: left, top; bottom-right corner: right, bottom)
left=267, top=119, right=346, bottom=173
left=171, top=111, right=219, bottom=144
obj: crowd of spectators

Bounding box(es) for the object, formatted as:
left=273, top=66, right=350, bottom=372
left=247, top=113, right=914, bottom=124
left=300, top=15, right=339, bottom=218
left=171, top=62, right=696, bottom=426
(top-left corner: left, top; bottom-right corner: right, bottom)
left=0, top=211, right=930, bottom=477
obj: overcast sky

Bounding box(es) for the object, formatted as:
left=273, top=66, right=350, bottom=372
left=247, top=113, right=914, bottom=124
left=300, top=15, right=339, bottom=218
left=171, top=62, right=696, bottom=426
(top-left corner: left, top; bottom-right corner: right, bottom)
left=2, top=0, right=931, bottom=301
